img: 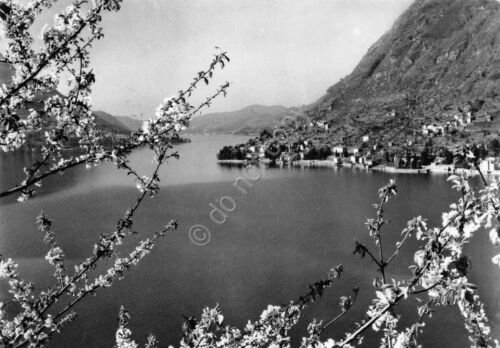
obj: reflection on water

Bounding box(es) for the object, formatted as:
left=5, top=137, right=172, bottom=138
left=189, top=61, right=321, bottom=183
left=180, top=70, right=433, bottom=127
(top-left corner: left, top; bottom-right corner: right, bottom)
left=0, top=135, right=499, bottom=347
left=0, top=135, right=251, bottom=202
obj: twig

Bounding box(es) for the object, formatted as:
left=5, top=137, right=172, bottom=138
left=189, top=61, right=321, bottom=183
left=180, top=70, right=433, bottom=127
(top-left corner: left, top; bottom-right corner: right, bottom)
left=320, top=287, right=360, bottom=335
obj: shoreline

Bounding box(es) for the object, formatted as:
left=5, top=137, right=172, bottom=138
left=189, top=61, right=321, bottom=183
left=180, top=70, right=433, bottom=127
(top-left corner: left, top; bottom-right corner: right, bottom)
left=217, top=159, right=500, bottom=176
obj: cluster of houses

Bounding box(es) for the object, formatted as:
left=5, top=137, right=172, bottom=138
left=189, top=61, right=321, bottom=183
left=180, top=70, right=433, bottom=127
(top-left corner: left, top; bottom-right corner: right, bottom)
left=422, top=123, right=449, bottom=136
left=236, top=132, right=404, bottom=168
left=220, top=135, right=500, bottom=175
left=309, top=120, right=329, bottom=131
left=258, top=137, right=495, bottom=171
left=219, top=107, right=500, bottom=174
left=302, top=119, right=330, bottom=131
left=329, top=145, right=374, bottom=167
left=422, top=111, right=493, bottom=137
left=421, top=117, right=467, bottom=137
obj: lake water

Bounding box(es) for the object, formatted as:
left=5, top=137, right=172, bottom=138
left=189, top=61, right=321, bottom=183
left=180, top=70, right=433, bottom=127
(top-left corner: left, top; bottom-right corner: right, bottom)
left=0, top=135, right=499, bottom=347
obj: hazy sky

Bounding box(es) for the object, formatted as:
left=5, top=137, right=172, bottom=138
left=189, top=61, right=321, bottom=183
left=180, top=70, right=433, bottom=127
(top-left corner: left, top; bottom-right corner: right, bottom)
left=7, top=0, right=415, bottom=117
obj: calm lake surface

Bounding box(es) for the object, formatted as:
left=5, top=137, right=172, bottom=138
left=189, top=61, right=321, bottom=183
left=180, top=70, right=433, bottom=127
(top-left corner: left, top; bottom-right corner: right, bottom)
left=0, top=135, right=499, bottom=347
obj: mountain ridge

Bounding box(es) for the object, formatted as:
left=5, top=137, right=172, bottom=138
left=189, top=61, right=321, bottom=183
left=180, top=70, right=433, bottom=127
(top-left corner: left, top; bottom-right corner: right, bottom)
left=188, top=104, right=290, bottom=135
left=92, top=110, right=142, bottom=133
left=306, top=0, right=500, bottom=147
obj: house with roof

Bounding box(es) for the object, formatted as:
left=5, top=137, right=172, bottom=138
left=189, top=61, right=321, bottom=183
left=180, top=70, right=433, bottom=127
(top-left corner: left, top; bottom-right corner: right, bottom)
left=350, top=154, right=362, bottom=164
left=350, top=147, right=362, bottom=155
left=479, top=157, right=500, bottom=174
left=332, top=146, right=346, bottom=156
left=466, top=112, right=476, bottom=124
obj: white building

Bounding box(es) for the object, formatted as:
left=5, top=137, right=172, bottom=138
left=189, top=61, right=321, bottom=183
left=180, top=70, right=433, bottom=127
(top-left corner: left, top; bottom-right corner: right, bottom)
left=454, top=114, right=466, bottom=126
left=479, top=157, right=500, bottom=173
left=466, top=112, right=475, bottom=124
left=333, top=146, right=346, bottom=155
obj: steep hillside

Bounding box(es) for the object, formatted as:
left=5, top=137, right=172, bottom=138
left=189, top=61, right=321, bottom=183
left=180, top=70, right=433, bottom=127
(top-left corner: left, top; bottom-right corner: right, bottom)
left=311, top=0, right=500, bottom=147
left=188, top=105, right=289, bottom=135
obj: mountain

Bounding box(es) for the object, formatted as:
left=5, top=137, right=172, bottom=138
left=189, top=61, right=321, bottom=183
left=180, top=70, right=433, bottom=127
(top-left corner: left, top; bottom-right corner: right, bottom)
left=309, top=0, right=500, bottom=147
left=0, top=61, right=136, bottom=136
left=188, top=105, right=290, bottom=135
left=113, top=115, right=143, bottom=132
left=92, top=111, right=140, bottom=134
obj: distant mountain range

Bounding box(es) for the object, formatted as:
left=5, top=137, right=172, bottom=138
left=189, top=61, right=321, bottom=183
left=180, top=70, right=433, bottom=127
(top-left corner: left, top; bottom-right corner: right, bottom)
left=1, top=58, right=295, bottom=139
left=192, top=0, right=500, bottom=147
left=0, top=60, right=143, bottom=137
left=9, top=0, right=500, bottom=148
left=188, top=105, right=292, bottom=135
left=92, top=110, right=142, bottom=134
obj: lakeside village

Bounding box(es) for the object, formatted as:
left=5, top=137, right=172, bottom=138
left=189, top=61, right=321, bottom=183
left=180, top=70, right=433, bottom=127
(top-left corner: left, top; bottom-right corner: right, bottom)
left=217, top=111, right=500, bottom=175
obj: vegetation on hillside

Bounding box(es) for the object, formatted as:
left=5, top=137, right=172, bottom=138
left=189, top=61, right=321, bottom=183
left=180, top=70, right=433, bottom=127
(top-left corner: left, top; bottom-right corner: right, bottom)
left=308, top=0, right=500, bottom=148
left=219, top=0, right=500, bottom=153
left=216, top=0, right=500, bottom=172
left=1, top=0, right=500, bottom=348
